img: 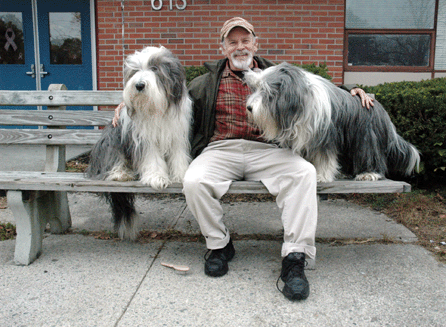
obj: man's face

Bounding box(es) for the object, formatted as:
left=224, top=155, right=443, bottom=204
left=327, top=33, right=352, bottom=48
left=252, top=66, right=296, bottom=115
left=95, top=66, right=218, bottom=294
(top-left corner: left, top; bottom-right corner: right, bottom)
left=222, top=27, right=258, bottom=71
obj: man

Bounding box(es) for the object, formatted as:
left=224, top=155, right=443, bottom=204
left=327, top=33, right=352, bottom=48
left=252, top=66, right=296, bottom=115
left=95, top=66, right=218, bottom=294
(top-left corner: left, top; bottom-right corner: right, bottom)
left=183, top=17, right=372, bottom=301
left=113, top=17, right=373, bottom=301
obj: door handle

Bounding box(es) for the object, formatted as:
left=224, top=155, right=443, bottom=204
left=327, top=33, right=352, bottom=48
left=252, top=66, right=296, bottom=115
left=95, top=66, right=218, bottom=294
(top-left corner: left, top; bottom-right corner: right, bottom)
left=26, top=64, right=36, bottom=78
left=40, top=64, right=48, bottom=78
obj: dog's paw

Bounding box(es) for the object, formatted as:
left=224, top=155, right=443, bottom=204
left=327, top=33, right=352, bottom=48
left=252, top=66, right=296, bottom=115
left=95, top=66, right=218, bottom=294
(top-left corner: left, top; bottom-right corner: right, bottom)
left=106, top=169, right=136, bottom=182
left=354, top=172, right=382, bottom=181
left=169, top=156, right=190, bottom=183
left=170, top=166, right=188, bottom=183
left=170, top=175, right=184, bottom=183
left=317, top=174, right=334, bottom=183
left=117, top=213, right=140, bottom=241
left=140, top=174, right=171, bottom=190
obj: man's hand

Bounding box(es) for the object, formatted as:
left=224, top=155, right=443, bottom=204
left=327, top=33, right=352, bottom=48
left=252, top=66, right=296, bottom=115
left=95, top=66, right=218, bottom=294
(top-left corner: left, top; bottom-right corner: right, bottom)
left=112, top=102, right=125, bottom=127
left=350, top=88, right=374, bottom=110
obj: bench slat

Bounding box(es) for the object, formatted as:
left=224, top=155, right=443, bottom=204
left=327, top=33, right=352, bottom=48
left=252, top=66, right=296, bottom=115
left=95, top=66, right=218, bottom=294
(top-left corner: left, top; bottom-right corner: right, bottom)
left=0, top=110, right=114, bottom=126
left=0, top=91, right=122, bottom=106
left=0, top=171, right=411, bottom=194
left=0, top=129, right=103, bottom=145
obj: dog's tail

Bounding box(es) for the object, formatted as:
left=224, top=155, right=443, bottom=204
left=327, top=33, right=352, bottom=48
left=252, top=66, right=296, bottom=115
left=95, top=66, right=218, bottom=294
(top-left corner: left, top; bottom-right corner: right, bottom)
left=387, top=132, right=420, bottom=177
left=104, top=192, right=139, bottom=240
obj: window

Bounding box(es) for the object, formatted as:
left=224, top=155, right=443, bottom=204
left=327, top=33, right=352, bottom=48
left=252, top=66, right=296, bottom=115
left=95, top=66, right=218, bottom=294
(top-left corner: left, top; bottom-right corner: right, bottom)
left=345, top=0, right=437, bottom=71
left=0, top=12, right=25, bottom=65
left=49, top=12, right=82, bottom=65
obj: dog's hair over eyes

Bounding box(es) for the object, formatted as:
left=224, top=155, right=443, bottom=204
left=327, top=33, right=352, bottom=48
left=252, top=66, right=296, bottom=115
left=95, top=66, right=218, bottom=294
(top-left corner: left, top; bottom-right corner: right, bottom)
left=246, top=64, right=333, bottom=153
left=124, top=47, right=186, bottom=107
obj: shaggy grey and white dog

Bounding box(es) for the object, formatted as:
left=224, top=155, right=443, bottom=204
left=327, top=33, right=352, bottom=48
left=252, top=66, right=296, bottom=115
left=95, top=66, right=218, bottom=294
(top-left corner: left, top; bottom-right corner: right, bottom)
left=86, top=46, right=192, bottom=239
left=245, top=62, right=420, bottom=183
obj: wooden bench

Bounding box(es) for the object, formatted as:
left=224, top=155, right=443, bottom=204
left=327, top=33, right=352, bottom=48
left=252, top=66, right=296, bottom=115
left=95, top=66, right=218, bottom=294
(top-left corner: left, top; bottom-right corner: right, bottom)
left=0, top=84, right=412, bottom=265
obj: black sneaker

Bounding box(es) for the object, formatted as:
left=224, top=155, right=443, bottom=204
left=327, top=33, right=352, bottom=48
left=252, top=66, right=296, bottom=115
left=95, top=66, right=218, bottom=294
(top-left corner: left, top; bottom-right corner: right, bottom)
left=204, top=239, right=235, bottom=277
left=277, top=252, right=310, bottom=301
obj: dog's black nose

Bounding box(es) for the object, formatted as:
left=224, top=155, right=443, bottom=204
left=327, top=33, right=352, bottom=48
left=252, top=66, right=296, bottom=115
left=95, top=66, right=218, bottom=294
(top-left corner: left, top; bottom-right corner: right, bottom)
left=247, top=106, right=252, bottom=112
left=135, top=82, right=145, bottom=91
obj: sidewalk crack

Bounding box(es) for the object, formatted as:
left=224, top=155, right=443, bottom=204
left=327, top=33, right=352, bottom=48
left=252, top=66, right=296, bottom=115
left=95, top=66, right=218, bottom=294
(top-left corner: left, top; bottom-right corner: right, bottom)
left=114, top=203, right=187, bottom=326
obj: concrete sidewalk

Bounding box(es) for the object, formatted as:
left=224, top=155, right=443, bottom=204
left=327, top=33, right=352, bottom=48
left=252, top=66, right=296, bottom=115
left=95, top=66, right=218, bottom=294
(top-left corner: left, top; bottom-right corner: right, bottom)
left=1, top=145, right=445, bottom=326
left=1, top=193, right=445, bottom=326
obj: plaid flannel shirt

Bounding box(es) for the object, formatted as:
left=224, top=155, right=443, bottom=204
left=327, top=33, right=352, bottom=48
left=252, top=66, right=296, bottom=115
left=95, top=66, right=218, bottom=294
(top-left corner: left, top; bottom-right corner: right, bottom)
left=209, top=61, right=266, bottom=143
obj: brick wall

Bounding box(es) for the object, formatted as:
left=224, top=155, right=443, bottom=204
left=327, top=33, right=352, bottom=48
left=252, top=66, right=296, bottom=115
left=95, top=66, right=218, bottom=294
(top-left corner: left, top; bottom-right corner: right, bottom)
left=96, top=0, right=345, bottom=90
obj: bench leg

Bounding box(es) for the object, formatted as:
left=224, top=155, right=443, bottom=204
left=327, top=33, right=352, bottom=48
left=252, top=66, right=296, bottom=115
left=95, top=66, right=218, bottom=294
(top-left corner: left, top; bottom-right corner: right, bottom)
left=7, top=191, right=45, bottom=265
left=7, top=190, right=72, bottom=265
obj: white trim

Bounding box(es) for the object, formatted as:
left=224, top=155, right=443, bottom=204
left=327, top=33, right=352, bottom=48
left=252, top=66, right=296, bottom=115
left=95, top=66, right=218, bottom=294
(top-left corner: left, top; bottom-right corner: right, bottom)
left=90, top=0, right=97, bottom=91
left=31, top=0, right=43, bottom=114
left=90, top=0, right=98, bottom=113
left=344, top=72, right=432, bottom=86
left=31, top=0, right=41, bottom=92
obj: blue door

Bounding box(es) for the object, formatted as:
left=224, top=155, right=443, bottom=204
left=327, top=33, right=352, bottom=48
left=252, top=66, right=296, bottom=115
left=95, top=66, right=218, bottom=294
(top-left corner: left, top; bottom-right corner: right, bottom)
left=0, top=0, right=93, bottom=93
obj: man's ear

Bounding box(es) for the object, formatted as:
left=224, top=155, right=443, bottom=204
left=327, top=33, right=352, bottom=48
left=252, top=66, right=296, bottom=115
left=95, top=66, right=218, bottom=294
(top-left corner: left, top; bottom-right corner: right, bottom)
left=220, top=41, right=228, bottom=57
left=253, top=39, right=259, bottom=53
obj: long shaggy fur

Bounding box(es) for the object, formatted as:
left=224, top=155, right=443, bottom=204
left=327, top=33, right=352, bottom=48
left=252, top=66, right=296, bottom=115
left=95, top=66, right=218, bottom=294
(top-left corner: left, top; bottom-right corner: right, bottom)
left=245, top=62, right=420, bottom=183
left=86, top=46, right=192, bottom=239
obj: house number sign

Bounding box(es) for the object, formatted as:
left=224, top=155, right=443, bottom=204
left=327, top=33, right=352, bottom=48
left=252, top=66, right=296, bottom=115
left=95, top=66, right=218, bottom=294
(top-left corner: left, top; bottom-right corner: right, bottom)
left=151, top=0, right=187, bottom=10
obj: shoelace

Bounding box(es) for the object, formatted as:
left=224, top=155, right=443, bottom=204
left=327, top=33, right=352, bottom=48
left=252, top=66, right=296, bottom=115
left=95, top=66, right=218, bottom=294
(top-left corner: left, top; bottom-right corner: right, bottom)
left=204, top=248, right=224, bottom=261
left=276, top=259, right=308, bottom=294
left=204, top=249, right=212, bottom=261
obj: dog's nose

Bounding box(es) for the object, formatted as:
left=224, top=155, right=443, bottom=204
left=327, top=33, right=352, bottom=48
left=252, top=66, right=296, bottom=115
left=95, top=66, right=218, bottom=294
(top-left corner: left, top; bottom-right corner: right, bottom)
left=135, top=82, right=145, bottom=91
left=247, top=106, right=252, bottom=112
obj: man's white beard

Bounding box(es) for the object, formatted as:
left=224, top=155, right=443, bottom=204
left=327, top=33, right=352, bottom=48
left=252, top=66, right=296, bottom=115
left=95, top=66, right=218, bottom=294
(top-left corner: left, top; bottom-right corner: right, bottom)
left=230, top=50, right=253, bottom=70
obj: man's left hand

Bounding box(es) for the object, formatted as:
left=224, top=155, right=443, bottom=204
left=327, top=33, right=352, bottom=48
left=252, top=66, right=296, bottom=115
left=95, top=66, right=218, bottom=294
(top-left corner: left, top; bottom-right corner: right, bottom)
left=351, top=88, right=374, bottom=109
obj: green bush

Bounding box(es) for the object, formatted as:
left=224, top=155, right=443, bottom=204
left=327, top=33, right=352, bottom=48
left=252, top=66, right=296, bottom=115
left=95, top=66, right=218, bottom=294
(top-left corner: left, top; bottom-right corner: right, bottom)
left=362, top=78, right=446, bottom=184
left=293, top=63, right=332, bottom=81
left=185, top=66, right=208, bottom=85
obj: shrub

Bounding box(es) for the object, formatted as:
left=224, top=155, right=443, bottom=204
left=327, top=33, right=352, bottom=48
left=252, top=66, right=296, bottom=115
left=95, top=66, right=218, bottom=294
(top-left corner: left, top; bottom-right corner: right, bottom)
left=362, top=78, right=446, bottom=184
left=185, top=66, right=208, bottom=84
left=294, top=63, right=332, bottom=81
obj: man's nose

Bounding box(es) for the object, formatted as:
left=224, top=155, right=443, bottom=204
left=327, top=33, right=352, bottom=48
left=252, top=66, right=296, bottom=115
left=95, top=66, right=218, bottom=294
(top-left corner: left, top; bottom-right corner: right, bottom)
left=236, top=41, right=245, bottom=49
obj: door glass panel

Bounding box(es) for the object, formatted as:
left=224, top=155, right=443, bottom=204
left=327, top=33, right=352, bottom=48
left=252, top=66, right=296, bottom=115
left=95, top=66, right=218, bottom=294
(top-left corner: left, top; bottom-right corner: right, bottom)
left=0, top=12, right=25, bottom=65
left=49, top=12, right=82, bottom=65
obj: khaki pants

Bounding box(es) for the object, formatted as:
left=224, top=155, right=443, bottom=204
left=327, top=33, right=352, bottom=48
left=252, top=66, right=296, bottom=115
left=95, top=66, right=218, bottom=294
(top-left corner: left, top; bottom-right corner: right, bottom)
left=183, top=139, right=317, bottom=259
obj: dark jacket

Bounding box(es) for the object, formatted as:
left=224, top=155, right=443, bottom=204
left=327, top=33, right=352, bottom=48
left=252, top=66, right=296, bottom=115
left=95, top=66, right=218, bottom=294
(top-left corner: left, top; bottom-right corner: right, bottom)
left=188, top=56, right=275, bottom=158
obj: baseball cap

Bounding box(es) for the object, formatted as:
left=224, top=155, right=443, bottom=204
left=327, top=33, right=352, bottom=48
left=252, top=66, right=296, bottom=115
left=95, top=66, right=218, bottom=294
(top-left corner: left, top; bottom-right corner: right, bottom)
left=220, top=17, right=255, bottom=41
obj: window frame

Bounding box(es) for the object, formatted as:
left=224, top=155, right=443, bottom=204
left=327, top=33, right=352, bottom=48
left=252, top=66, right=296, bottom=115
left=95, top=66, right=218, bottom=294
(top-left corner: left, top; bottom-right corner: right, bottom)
left=344, top=0, right=439, bottom=73
left=344, top=29, right=437, bottom=72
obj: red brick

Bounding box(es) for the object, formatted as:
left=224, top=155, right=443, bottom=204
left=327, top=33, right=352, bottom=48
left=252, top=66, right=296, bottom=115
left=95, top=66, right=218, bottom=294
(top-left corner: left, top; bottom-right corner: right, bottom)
left=96, top=0, right=346, bottom=89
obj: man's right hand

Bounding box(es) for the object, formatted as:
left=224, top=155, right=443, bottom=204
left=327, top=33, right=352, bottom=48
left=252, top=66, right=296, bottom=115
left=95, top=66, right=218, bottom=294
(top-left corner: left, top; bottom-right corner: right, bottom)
left=112, top=102, right=125, bottom=127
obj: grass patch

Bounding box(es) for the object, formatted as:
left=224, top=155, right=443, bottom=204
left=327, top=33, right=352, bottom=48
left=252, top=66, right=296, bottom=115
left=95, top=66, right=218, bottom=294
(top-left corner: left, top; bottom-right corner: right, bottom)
left=66, top=152, right=90, bottom=172
left=333, top=189, right=446, bottom=263
left=0, top=222, right=16, bottom=241
left=66, top=161, right=89, bottom=172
